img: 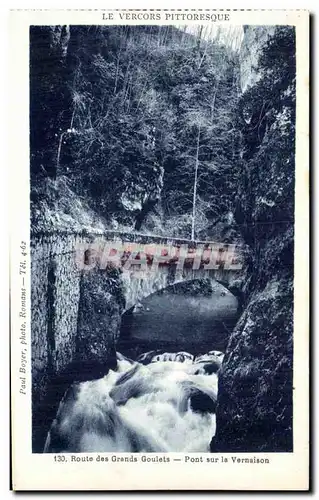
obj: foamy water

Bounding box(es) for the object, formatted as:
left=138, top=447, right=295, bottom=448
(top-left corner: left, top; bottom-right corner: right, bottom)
left=44, top=351, right=222, bottom=453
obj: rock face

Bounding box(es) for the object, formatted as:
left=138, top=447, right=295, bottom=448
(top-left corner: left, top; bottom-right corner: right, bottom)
left=76, top=267, right=125, bottom=369
left=212, top=257, right=293, bottom=452
left=239, top=26, right=276, bottom=92
left=212, top=26, right=295, bottom=452
left=118, top=162, right=164, bottom=230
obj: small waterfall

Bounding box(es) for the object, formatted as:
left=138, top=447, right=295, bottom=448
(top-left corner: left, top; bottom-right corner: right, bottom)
left=44, top=350, right=223, bottom=453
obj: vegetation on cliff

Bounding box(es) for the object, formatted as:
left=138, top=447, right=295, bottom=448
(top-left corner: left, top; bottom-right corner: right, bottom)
left=30, top=25, right=241, bottom=239
left=212, top=26, right=296, bottom=453
left=30, top=25, right=297, bottom=454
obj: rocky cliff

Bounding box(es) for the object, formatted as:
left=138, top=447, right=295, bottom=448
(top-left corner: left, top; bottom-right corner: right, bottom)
left=239, top=25, right=276, bottom=92
left=211, top=26, right=295, bottom=452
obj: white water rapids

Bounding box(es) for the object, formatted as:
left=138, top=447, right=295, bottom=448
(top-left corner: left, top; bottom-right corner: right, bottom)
left=44, top=350, right=223, bottom=453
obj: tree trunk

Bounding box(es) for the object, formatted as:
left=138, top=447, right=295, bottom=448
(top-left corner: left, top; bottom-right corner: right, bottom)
left=191, top=125, right=201, bottom=240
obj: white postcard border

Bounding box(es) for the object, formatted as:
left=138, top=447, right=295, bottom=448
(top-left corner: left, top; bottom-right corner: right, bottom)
left=9, top=8, right=309, bottom=491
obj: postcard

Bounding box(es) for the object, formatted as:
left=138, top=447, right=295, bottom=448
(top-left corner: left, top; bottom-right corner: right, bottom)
left=9, top=8, right=309, bottom=491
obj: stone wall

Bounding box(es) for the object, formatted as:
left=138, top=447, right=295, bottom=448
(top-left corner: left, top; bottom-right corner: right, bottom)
left=31, top=232, right=125, bottom=451
left=31, top=234, right=81, bottom=399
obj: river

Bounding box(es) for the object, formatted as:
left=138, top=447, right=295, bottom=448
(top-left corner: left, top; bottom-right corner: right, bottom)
left=44, top=280, right=236, bottom=453
left=44, top=349, right=223, bottom=453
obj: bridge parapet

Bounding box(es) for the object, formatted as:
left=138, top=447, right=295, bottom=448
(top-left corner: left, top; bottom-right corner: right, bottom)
left=31, top=229, right=245, bottom=313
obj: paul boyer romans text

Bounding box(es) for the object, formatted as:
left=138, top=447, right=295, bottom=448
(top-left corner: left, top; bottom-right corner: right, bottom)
left=18, top=241, right=28, bottom=395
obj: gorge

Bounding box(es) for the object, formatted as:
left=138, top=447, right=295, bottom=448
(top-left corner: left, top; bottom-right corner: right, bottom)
left=30, top=24, right=295, bottom=454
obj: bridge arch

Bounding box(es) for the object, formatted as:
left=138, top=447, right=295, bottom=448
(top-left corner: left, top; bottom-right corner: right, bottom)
left=121, top=266, right=242, bottom=312
left=119, top=275, right=240, bottom=356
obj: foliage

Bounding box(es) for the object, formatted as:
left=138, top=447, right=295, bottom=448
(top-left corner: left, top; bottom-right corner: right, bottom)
left=235, top=26, right=296, bottom=245
left=30, top=25, right=295, bottom=242
left=30, top=25, right=241, bottom=238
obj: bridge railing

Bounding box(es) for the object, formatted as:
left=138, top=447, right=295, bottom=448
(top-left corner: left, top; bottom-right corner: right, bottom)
left=30, top=229, right=246, bottom=274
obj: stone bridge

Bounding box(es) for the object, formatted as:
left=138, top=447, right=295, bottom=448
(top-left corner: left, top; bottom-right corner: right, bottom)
left=74, top=230, right=245, bottom=311
left=31, top=230, right=246, bottom=451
